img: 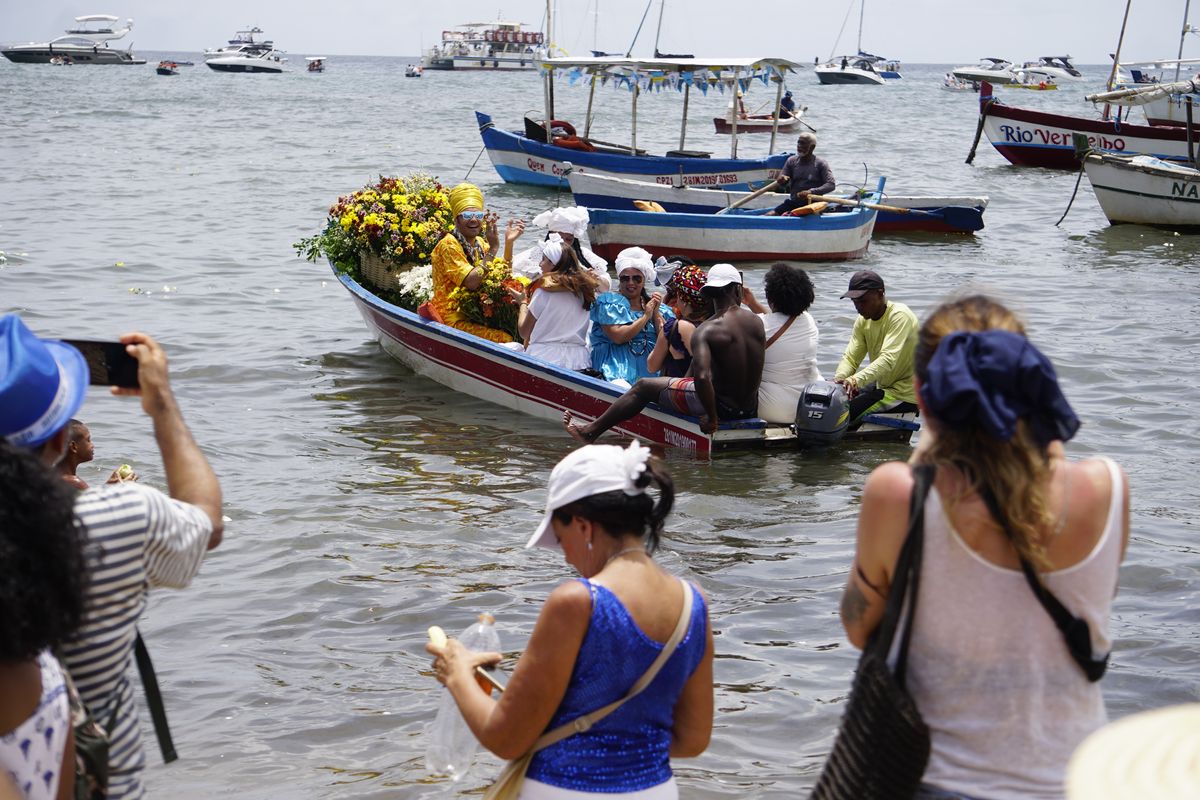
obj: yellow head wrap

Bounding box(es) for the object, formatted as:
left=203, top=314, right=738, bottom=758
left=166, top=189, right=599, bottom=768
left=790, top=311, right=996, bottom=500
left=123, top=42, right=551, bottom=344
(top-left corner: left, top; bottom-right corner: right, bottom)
left=448, top=183, right=485, bottom=218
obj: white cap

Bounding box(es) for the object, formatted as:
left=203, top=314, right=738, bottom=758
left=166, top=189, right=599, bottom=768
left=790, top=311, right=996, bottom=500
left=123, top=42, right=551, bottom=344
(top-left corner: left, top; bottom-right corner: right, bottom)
left=525, top=440, right=651, bottom=550
left=532, top=206, right=590, bottom=238
left=1066, top=703, right=1200, bottom=800
left=704, top=263, right=741, bottom=288
left=614, top=247, right=657, bottom=286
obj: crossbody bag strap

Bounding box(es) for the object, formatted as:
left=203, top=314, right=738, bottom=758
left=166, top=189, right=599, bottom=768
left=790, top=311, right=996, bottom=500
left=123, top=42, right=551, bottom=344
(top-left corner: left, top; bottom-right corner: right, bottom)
left=977, top=486, right=1109, bottom=682
left=134, top=630, right=178, bottom=762
left=530, top=578, right=695, bottom=754
left=764, top=315, right=797, bottom=350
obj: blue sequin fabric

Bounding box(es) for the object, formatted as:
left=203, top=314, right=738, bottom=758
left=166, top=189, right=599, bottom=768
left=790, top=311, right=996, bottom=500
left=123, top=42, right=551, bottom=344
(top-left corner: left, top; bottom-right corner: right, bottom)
left=526, top=579, right=707, bottom=792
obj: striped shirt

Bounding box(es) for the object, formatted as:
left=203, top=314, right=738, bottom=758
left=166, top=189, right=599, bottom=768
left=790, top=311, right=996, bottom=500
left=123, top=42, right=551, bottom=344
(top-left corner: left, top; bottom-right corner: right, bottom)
left=62, top=483, right=213, bottom=800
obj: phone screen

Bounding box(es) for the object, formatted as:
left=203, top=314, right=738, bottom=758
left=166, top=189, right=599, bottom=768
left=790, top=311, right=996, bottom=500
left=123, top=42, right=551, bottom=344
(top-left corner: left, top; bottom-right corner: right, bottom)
left=62, top=340, right=140, bottom=388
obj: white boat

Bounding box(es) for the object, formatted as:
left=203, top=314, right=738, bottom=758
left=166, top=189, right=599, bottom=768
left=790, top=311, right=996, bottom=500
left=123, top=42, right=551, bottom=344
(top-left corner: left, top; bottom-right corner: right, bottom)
left=1, top=14, right=145, bottom=65
left=306, top=56, right=325, bottom=73
left=713, top=112, right=806, bottom=135
left=1018, top=55, right=1084, bottom=82
left=952, top=57, right=1019, bottom=85
left=421, top=19, right=544, bottom=71
left=204, top=26, right=269, bottom=57
left=405, top=64, right=424, bottom=77
left=1116, top=60, right=1200, bottom=125
left=1082, top=152, right=1200, bottom=229
left=813, top=0, right=900, bottom=85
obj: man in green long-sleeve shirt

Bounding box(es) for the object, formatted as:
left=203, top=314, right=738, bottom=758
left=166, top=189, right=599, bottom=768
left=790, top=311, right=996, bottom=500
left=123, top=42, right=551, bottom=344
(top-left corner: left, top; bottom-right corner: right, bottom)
left=834, top=270, right=920, bottom=424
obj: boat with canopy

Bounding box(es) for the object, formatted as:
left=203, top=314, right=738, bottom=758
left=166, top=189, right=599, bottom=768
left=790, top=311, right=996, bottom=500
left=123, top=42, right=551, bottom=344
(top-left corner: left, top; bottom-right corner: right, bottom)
left=1, top=14, right=145, bottom=65
left=476, top=54, right=803, bottom=191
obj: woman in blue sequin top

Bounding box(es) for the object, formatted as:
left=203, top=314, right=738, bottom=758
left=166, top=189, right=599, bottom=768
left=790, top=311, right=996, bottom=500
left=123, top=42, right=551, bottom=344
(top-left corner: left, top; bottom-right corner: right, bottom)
left=428, top=441, right=714, bottom=798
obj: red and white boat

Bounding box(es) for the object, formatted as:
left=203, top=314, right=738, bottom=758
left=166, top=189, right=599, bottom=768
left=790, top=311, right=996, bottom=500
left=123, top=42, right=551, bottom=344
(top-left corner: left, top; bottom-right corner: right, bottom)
left=333, top=264, right=917, bottom=454
left=971, top=81, right=1200, bottom=169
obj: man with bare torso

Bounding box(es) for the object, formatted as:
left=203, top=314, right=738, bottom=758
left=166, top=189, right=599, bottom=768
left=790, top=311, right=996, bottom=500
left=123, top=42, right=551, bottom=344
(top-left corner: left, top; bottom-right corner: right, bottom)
left=565, top=264, right=765, bottom=440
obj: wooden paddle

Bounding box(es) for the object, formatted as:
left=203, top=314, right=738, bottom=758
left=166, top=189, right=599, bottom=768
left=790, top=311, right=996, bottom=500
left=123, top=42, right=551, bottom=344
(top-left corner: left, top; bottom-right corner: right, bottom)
left=716, top=178, right=782, bottom=215
left=807, top=194, right=983, bottom=232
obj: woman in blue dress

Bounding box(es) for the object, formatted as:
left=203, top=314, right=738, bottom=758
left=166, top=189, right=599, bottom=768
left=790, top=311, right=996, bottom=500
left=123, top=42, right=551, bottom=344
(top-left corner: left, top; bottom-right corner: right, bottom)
left=589, top=247, right=671, bottom=384
left=427, top=441, right=714, bottom=799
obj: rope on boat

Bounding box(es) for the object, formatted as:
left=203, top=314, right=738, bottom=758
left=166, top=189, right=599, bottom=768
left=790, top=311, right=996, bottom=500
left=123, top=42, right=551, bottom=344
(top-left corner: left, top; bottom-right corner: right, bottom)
left=463, top=145, right=487, bottom=182
left=1055, top=154, right=1089, bottom=227
left=965, top=98, right=995, bottom=165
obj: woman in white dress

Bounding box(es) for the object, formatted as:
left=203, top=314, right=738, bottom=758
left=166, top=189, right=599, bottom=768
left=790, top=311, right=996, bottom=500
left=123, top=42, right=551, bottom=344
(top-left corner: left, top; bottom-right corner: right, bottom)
left=511, top=206, right=611, bottom=291
left=514, top=235, right=602, bottom=371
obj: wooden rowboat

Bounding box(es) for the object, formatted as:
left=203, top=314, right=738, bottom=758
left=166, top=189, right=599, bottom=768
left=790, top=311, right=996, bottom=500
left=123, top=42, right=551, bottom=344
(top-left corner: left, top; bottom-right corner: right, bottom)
left=333, top=263, right=917, bottom=454
left=1082, top=152, right=1200, bottom=229
left=712, top=113, right=805, bottom=135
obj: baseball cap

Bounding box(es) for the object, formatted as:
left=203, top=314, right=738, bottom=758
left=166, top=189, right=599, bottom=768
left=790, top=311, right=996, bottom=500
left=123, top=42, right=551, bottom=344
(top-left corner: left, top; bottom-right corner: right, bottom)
left=525, top=440, right=651, bottom=550
left=703, top=263, right=742, bottom=289
left=0, top=314, right=89, bottom=448
left=840, top=269, right=885, bottom=299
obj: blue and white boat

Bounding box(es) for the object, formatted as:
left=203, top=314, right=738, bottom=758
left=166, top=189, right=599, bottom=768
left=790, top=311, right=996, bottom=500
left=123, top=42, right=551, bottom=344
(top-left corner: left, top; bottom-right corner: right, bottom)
left=584, top=178, right=884, bottom=262
left=477, top=55, right=805, bottom=191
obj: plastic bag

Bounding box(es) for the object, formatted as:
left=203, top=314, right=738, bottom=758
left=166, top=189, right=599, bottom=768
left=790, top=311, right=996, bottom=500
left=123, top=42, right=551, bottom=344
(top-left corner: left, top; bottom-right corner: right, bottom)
left=425, top=613, right=501, bottom=782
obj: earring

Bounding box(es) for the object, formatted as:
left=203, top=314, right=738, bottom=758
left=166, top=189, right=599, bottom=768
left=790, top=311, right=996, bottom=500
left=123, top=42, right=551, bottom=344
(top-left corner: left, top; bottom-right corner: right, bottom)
left=587, top=540, right=593, bottom=552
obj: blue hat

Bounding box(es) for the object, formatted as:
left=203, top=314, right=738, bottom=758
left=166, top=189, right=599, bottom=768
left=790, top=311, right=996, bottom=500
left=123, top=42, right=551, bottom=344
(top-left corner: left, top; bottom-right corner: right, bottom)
left=0, top=315, right=89, bottom=448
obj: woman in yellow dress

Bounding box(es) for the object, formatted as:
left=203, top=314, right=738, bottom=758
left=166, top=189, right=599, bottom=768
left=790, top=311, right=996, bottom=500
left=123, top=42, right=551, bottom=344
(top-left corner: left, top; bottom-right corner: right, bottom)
left=430, top=182, right=525, bottom=344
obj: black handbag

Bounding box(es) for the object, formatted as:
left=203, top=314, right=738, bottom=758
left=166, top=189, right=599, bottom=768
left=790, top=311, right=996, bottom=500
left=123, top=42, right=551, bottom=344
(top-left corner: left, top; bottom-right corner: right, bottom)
left=810, top=464, right=935, bottom=800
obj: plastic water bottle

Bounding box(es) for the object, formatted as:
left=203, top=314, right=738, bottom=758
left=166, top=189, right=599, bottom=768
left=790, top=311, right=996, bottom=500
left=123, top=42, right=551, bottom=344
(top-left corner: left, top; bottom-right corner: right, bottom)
left=425, top=613, right=502, bottom=782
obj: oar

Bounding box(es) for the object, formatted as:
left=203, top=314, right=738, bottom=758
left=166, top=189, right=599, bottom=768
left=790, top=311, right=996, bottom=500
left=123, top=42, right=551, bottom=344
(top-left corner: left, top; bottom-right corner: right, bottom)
left=807, top=194, right=983, bottom=232
left=716, top=178, right=782, bottom=215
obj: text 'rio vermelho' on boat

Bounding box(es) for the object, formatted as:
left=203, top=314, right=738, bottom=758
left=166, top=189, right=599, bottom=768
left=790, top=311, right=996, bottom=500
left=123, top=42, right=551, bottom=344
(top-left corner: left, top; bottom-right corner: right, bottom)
left=476, top=55, right=805, bottom=192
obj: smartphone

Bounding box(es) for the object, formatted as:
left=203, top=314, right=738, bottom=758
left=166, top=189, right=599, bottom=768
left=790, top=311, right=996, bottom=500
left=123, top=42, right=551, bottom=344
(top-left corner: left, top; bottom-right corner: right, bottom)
left=475, top=666, right=506, bottom=693
left=62, top=340, right=140, bottom=388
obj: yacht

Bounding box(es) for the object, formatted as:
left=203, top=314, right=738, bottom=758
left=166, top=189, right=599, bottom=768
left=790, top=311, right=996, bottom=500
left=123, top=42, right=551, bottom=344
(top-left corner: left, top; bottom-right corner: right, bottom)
left=952, top=57, right=1019, bottom=85
left=421, top=20, right=544, bottom=70
left=1019, top=56, right=1084, bottom=82
left=205, top=27, right=287, bottom=73
left=814, top=53, right=900, bottom=85
left=1, top=14, right=145, bottom=64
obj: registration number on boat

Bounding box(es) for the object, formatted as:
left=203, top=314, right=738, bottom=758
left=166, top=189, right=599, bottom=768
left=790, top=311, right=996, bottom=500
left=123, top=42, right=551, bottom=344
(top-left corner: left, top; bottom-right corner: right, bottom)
left=654, top=173, right=740, bottom=186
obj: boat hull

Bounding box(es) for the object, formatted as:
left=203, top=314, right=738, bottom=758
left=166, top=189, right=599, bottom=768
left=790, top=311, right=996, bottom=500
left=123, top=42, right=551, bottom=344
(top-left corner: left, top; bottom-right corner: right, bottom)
left=477, top=111, right=788, bottom=191
left=156, top=67, right=177, bottom=75
left=978, top=82, right=1200, bottom=169
left=712, top=114, right=804, bottom=134
left=1, top=45, right=144, bottom=64
left=425, top=56, right=537, bottom=71
left=207, top=59, right=284, bottom=73
left=814, top=65, right=885, bottom=85
left=1083, top=153, right=1200, bottom=229
left=567, top=171, right=986, bottom=234
left=335, top=268, right=915, bottom=452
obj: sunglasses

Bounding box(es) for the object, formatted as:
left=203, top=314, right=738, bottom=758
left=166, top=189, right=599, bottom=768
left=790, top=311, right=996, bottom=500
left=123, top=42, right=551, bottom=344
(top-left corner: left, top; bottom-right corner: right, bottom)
left=619, top=274, right=644, bottom=283
left=459, top=210, right=485, bottom=221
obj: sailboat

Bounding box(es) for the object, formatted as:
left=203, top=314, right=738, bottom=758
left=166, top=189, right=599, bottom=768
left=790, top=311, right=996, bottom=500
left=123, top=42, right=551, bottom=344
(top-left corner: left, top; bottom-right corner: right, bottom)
left=814, top=0, right=901, bottom=85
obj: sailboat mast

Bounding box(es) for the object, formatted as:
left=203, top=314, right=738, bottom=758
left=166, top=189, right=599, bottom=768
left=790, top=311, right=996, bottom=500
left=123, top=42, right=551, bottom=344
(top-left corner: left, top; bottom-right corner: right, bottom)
left=857, top=0, right=865, bottom=55
left=654, top=0, right=666, bottom=55
left=1176, top=0, right=1193, bottom=82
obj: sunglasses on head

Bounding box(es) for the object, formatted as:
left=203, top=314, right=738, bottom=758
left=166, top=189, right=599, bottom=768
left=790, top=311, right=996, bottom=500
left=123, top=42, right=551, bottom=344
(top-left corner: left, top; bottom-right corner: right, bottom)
left=459, top=210, right=485, bottom=221
left=619, top=274, right=644, bottom=283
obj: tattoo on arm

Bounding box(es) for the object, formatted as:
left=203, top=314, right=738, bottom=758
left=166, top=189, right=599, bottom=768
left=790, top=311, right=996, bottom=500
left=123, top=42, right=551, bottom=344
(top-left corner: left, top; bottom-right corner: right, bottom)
left=840, top=581, right=870, bottom=626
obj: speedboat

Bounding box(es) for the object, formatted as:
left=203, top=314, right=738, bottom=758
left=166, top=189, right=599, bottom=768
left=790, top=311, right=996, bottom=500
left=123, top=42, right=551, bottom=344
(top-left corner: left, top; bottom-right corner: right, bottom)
left=1, top=14, right=146, bottom=65
left=952, top=57, right=1019, bottom=85
left=306, top=56, right=325, bottom=73
left=1019, top=55, right=1083, bottom=81
left=205, top=28, right=287, bottom=73
left=156, top=60, right=179, bottom=75
left=814, top=53, right=899, bottom=85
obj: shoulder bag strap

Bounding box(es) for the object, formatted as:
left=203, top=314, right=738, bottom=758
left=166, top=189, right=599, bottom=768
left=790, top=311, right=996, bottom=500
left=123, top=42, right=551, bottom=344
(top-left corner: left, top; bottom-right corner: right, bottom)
left=530, top=578, right=695, bottom=754
left=764, top=315, right=797, bottom=350
left=977, top=486, right=1109, bottom=682
left=868, top=464, right=935, bottom=689
left=134, top=630, right=178, bottom=763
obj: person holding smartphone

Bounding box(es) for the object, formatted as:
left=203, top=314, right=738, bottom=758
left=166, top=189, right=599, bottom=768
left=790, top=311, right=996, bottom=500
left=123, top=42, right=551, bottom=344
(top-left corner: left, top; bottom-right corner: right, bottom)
left=0, top=314, right=224, bottom=800
left=427, top=442, right=714, bottom=798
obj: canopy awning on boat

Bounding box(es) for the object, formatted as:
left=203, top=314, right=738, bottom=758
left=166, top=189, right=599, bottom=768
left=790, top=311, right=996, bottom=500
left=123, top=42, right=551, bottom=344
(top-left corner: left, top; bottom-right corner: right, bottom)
left=535, top=55, right=804, bottom=75
left=75, top=14, right=119, bottom=22
left=1088, top=79, right=1200, bottom=106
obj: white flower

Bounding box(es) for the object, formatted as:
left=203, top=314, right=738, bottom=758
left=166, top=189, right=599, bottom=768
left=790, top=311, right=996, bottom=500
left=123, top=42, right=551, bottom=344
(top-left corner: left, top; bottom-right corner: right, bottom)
left=619, top=439, right=651, bottom=495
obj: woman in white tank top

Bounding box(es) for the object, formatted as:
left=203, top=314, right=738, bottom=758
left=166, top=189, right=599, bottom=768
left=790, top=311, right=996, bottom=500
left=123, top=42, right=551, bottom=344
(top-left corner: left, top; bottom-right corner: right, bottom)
left=838, top=296, right=1130, bottom=800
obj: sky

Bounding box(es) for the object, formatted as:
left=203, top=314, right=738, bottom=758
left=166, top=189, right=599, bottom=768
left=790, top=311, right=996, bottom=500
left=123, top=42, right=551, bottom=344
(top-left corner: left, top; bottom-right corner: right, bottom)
left=0, top=0, right=1193, bottom=64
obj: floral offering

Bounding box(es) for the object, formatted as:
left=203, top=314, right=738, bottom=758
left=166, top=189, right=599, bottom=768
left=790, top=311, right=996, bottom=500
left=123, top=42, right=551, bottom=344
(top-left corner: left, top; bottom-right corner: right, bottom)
left=394, top=265, right=434, bottom=311
left=447, top=257, right=530, bottom=339
left=295, top=173, right=453, bottom=295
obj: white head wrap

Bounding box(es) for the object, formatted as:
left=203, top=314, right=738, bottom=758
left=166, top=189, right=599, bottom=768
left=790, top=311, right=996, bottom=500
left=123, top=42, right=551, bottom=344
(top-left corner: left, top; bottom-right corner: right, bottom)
left=532, top=206, right=590, bottom=239
left=614, top=246, right=656, bottom=287
left=525, top=440, right=652, bottom=549
left=538, top=233, right=564, bottom=267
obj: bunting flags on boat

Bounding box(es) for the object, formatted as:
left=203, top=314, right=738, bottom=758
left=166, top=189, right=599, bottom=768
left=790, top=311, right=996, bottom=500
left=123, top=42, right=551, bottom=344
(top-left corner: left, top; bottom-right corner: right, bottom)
left=541, top=61, right=790, bottom=96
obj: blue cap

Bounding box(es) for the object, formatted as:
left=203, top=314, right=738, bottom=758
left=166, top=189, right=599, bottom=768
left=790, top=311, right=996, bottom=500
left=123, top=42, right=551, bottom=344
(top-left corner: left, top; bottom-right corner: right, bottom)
left=0, top=315, right=88, bottom=447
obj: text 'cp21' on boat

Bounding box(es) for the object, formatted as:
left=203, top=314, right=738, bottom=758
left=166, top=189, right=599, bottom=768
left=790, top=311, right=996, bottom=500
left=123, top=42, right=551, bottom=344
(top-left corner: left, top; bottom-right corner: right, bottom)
left=966, top=81, right=1200, bottom=170
left=566, top=170, right=987, bottom=234
left=1, top=14, right=145, bottom=65
left=331, top=263, right=916, bottom=454
left=583, top=177, right=884, bottom=262
left=477, top=55, right=805, bottom=192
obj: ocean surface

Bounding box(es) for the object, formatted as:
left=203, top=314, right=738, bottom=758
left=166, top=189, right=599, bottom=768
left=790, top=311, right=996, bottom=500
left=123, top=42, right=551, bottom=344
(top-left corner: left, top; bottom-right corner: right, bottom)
left=2, top=55, right=1197, bottom=798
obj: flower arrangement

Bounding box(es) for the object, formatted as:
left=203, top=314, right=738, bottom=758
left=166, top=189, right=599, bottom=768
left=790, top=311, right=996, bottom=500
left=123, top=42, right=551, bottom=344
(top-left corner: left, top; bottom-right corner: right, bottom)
left=447, top=257, right=530, bottom=339
left=294, top=172, right=453, bottom=292
left=394, top=265, right=434, bottom=311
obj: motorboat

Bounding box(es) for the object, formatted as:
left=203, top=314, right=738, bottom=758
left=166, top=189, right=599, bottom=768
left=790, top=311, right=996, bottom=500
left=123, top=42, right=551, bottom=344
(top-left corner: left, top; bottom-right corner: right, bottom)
left=1082, top=152, right=1200, bottom=229
left=1019, top=55, right=1084, bottom=81
left=814, top=53, right=899, bottom=85
left=952, top=57, right=1019, bottom=85
left=306, top=56, right=325, bottom=73
left=205, top=28, right=287, bottom=73
left=421, top=19, right=544, bottom=70
left=156, top=60, right=179, bottom=75
left=405, top=63, right=424, bottom=77
left=1, top=14, right=146, bottom=65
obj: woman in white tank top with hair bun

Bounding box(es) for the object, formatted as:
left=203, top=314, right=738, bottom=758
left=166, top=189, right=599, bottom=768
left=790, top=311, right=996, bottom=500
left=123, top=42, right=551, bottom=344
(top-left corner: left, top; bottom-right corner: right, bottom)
left=838, top=296, right=1130, bottom=800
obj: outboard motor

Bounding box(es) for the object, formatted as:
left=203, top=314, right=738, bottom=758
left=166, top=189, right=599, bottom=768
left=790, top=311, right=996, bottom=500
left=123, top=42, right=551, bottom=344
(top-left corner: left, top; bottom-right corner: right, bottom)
left=794, top=380, right=850, bottom=447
